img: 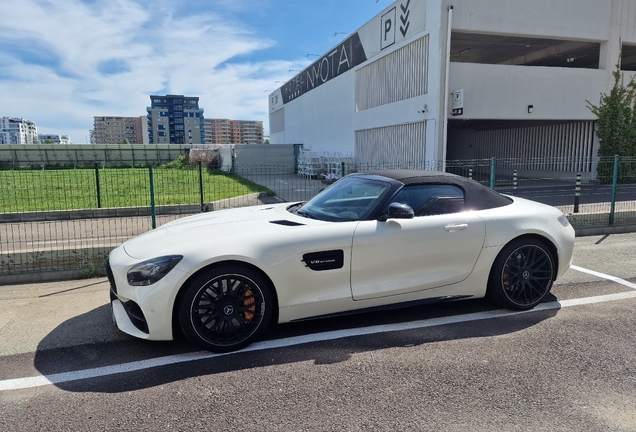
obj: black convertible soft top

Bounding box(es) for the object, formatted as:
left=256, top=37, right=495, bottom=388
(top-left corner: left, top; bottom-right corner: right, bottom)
left=357, top=170, right=512, bottom=211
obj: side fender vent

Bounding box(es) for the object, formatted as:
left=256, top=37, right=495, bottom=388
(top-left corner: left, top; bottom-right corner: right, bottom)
left=302, top=250, right=344, bottom=271
left=270, top=220, right=304, bottom=226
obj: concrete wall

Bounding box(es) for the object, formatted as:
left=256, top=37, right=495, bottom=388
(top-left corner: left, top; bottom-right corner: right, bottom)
left=446, top=0, right=612, bottom=41
left=449, top=64, right=608, bottom=120
left=0, top=144, right=191, bottom=167
left=0, top=143, right=298, bottom=173
left=232, top=144, right=297, bottom=173
left=271, top=73, right=358, bottom=155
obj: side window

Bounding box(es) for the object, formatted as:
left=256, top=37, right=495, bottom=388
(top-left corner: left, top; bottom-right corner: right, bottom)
left=387, top=185, right=465, bottom=216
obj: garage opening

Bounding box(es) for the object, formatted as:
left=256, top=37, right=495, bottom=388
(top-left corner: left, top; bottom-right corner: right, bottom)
left=622, top=44, right=636, bottom=71
left=451, top=32, right=601, bottom=69
left=446, top=120, right=596, bottom=173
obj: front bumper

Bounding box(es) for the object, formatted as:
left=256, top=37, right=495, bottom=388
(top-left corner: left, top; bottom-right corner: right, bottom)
left=106, top=245, right=188, bottom=341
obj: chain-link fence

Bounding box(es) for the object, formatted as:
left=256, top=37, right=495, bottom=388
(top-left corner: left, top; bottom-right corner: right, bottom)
left=1, top=155, right=635, bottom=281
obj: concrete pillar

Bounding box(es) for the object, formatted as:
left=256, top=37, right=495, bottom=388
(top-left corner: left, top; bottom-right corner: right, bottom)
left=598, top=1, right=623, bottom=91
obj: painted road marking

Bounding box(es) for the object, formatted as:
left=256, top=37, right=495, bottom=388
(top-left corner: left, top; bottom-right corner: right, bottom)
left=571, top=265, right=636, bottom=289
left=2, top=289, right=636, bottom=391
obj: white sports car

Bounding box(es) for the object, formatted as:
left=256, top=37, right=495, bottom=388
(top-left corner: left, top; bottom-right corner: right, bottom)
left=106, top=170, right=575, bottom=352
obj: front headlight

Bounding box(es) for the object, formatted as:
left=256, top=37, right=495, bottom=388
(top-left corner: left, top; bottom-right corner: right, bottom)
left=127, top=255, right=183, bottom=286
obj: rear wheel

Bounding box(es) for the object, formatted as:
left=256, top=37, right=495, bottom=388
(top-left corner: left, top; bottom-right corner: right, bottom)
left=487, top=238, right=555, bottom=310
left=178, top=265, right=273, bottom=352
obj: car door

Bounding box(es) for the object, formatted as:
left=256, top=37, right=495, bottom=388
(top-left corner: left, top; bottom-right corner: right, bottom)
left=350, top=184, right=486, bottom=301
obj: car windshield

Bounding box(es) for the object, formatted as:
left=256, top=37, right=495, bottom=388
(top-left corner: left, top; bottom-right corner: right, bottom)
left=294, top=176, right=391, bottom=222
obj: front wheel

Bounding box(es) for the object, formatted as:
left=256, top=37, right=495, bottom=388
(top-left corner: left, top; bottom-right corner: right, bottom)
left=487, top=238, right=555, bottom=310
left=178, top=265, right=274, bottom=353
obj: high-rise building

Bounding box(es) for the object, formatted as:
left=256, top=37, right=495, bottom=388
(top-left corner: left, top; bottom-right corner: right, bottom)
left=204, top=119, right=264, bottom=144
left=38, top=134, right=71, bottom=144
left=147, top=95, right=205, bottom=144
left=93, top=116, right=144, bottom=144
left=0, top=117, right=38, bottom=144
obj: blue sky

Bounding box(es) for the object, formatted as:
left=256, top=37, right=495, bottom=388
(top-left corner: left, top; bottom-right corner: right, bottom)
left=0, top=0, right=390, bottom=143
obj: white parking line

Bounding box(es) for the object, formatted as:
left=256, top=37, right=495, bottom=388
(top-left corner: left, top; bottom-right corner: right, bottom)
left=2, top=289, right=636, bottom=392
left=570, top=265, right=636, bottom=289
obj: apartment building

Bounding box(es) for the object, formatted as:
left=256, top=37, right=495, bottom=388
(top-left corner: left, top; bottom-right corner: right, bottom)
left=0, top=117, right=38, bottom=144
left=204, top=118, right=232, bottom=143
left=234, top=120, right=264, bottom=144
left=93, top=116, right=144, bottom=144
left=147, top=95, right=205, bottom=145
left=204, top=119, right=264, bottom=144
left=38, top=134, right=71, bottom=144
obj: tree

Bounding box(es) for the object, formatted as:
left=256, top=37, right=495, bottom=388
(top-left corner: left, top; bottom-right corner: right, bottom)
left=587, top=62, right=636, bottom=182
left=120, top=138, right=131, bottom=144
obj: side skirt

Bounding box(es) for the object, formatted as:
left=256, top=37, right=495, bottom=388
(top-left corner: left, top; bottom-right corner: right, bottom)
left=289, top=295, right=473, bottom=322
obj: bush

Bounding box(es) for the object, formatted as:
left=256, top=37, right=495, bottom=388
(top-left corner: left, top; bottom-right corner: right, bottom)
left=588, top=62, right=636, bottom=183
left=159, top=154, right=190, bottom=169
left=189, top=149, right=220, bottom=169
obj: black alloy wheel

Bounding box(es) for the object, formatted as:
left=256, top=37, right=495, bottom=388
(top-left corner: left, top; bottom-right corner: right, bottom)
left=178, top=265, right=273, bottom=352
left=487, top=239, right=555, bottom=310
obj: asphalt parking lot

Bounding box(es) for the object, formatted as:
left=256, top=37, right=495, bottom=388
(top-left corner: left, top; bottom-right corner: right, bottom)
left=1, top=233, right=635, bottom=431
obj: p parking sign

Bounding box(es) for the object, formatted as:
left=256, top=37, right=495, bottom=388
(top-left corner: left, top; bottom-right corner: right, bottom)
left=381, top=8, right=396, bottom=50
left=452, top=89, right=464, bottom=116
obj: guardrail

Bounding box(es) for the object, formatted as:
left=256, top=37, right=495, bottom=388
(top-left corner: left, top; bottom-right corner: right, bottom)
left=1, top=156, right=635, bottom=282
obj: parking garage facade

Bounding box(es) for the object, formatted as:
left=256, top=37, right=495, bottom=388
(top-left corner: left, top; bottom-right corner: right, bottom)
left=269, top=0, right=636, bottom=172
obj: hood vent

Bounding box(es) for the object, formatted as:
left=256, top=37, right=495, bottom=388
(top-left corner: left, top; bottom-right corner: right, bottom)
left=270, top=220, right=304, bottom=226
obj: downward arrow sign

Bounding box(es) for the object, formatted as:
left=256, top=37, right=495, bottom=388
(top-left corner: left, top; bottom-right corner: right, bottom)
left=400, top=22, right=410, bottom=37
left=400, top=0, right=411, bottom=13
left=400, top=10, right=410, bottom=25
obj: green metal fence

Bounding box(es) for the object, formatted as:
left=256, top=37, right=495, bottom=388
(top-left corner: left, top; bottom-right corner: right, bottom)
left=1, top=156, right=635, bottom=281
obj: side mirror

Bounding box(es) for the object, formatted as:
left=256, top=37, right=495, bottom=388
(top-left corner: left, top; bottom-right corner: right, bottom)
left=381, top=202, right=414, bottom=221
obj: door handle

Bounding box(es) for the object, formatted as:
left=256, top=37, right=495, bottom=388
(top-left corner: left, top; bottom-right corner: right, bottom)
left=444, top=222, right=468, bottom=232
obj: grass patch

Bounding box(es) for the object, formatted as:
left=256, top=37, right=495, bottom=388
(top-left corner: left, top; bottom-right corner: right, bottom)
left=0, top=167, right=272, bottom=212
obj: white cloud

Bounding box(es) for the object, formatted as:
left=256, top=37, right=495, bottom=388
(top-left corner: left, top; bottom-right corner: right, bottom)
left=0, top=0, right=308, bottom=141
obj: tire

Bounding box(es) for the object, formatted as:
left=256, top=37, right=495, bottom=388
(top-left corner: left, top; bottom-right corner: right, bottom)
left=178, top=265, right=274, bottom=353
left=487, top=238, right=555, bottom=310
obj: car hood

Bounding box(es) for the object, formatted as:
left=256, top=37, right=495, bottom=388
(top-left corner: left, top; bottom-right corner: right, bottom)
left=122, top=203, right=311, bottom=260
